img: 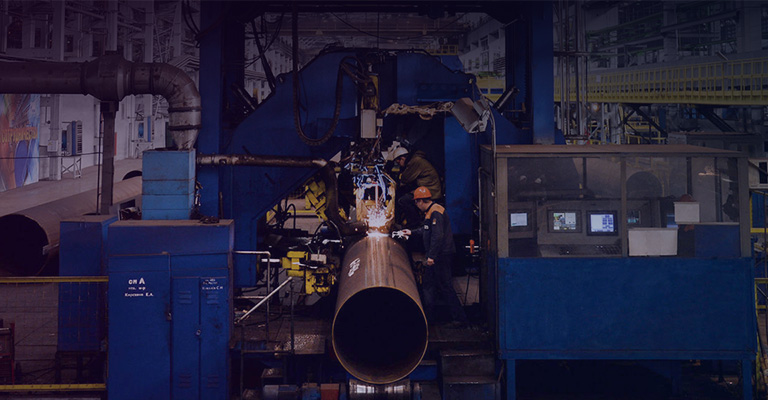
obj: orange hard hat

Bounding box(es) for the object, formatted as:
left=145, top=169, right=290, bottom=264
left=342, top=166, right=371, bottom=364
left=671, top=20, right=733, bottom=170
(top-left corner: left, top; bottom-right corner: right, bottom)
left=413, top=186, right=432, bottom=200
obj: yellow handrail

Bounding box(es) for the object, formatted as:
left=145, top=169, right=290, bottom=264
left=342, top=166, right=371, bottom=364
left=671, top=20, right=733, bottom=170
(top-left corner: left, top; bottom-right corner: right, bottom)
left=0, top=276, right=108, bottom=283
left=556, top=57, right=768, bottom=105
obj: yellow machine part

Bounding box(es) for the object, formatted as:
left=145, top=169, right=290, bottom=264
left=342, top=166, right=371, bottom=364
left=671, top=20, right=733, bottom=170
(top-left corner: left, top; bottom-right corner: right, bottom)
left=281, top=251, right=336, bottom=295
left=304, top=177, right=347, bottom=222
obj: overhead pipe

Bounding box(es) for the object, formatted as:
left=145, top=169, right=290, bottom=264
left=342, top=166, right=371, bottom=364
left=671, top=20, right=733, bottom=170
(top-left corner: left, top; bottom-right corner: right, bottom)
left=196, top=154, right=328, bottom=169
left=0, top=53, right=201, bottom=149
left=196, top=155, right=366, bottom=236
left=332, top=235, right=428, bottom=384
left=0, top=177, right=142, bottom=276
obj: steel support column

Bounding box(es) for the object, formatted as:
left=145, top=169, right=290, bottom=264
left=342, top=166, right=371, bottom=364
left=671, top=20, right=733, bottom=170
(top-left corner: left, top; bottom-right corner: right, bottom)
left=99, top=101, right=118, bottom=215
left=527, top=2, right=555, bottom=144
left=504, top=2, right=555, bottom=144
left=198, top=2, right=245, bottom=217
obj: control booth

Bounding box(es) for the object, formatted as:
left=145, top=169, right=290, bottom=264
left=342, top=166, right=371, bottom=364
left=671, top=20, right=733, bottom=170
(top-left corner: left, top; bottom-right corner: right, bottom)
left=481, top=144, right=755, bottom=400
left=483, top=144, right=748, bottom=259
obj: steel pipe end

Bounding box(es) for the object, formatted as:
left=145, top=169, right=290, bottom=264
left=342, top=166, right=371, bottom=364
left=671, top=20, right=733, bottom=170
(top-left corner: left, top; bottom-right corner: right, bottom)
left=0, top=214, right=49, bottom=276
left=332, top=286, right=428, bottom=384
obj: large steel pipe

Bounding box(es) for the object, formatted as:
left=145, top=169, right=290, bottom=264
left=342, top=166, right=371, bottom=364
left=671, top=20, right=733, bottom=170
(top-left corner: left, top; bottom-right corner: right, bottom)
left=0, top=177, right=141, bottom=276
left=332, top=235, right=428, bottom=384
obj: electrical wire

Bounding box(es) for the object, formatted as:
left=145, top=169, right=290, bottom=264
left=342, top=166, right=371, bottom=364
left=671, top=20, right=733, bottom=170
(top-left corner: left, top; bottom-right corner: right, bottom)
left=243, top=13, right=284, bottom=69
left=181, top=0, right=201, bottom=47
left=292, top=48, right=362, bottom=145
left=182, top=0, right=201, bottom=36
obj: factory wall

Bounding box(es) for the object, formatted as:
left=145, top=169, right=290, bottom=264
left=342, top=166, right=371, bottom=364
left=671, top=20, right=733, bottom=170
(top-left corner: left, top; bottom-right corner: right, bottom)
left=36, top=94, right=165, bottom=182
left=459, top=18, right=505, bottom=75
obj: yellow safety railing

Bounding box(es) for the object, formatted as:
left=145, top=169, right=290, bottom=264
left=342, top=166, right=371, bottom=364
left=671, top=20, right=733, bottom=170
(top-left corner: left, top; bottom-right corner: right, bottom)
left=428, top=44, right=459, bottom=55
left=476, top=76, right=505, bottom=102
left=0, top=384, right=106, bottom=392
left=0, top=276, right=108, bottom=283
left=555, top=57, right=768, bottom=105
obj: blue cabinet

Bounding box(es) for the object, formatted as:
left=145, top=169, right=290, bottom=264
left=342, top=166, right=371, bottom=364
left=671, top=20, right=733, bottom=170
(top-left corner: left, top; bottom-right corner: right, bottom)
left=58, top=215, right=116, bottom=352
left=107, top=220, right=233, bottom=400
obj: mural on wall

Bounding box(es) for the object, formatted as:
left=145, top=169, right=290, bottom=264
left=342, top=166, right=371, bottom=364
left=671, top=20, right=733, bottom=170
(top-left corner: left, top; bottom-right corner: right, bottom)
left=0, top=94, right=40, bottom=192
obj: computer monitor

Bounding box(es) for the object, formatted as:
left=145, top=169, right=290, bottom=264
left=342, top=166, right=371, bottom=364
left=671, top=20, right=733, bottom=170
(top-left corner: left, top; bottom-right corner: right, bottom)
left=509, top=210, right=535, bottom=234
left=627, top=209, right=641, bottom=226
left=510, top=211, right=528, bottom=228
left=587, top=211, right=618, bottom=235
left=549, top=210, right=580, bottom=232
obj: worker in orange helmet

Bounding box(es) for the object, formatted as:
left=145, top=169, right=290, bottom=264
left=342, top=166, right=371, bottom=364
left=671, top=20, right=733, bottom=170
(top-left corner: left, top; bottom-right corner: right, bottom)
left=403, top=186, right=467, bottom=326
left=391, top=146, right=442, bottom=228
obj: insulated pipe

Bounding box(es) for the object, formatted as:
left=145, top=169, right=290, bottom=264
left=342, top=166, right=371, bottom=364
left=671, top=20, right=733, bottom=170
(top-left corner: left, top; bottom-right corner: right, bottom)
left=0, top=177, right=141, bottom=276
left=332, top=235, right=428, bottom=384
left=196, top=156, right=366, bottom=236
left=196, top=154, right=328, bottom=169
left=0, top=53, right=201, bottom=149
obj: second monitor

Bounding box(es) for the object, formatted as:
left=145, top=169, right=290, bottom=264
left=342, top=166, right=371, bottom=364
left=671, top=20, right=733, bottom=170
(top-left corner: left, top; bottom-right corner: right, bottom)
left=587, top=211, right=618, bottom=235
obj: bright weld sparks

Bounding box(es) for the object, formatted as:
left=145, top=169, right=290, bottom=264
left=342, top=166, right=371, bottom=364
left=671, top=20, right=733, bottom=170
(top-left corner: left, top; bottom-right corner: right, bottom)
left=367, top=232, right=388, bottom=238
left=366, top=207, right=391, bottom=231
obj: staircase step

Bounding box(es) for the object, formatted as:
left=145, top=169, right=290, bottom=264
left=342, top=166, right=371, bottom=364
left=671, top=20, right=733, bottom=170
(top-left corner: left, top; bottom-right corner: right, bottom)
left=440, top=348, right=496, bottom=377
left=410, top=358, right=438, bottom=381
left=260, top=367, right=283, bottom=385
left=414, top=381, right=441, bottom=400
left=442, top=375, right=499, bottom=400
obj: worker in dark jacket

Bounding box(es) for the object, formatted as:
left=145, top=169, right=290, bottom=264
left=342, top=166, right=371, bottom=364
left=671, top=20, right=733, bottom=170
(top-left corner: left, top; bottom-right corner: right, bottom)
left=403, top=186, right=467, bottom=325
left=392, top=147, right=442, bottom=228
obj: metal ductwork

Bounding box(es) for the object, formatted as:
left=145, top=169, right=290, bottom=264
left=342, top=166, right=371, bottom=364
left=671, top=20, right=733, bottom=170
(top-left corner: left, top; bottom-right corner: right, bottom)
left=0, top=53, right=201, bottom=149
left=332, top=235, right=428, bottom=384
left=0, top=177, right=141, bottom=276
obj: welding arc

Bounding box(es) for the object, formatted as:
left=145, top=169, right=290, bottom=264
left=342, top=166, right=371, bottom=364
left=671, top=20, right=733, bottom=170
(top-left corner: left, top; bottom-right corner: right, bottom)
left=332, top=235, right=428, bottom=384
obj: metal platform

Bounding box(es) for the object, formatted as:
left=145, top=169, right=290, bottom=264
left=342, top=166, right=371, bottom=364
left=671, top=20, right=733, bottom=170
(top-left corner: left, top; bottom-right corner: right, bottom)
left=556, top=56, right=768, bottom=105
left=234, top=316, right=330, bottom=356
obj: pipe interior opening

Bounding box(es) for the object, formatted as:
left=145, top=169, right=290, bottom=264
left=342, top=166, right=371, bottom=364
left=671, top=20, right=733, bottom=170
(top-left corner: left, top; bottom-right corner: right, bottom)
left=333, top=286, right=428, bottom=384
left=0, top=214, right=48, bottom=276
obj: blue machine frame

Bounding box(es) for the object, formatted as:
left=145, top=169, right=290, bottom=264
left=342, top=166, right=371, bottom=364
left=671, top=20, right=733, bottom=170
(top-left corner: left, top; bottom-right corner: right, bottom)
left=198, top=45, right=529, bottom=286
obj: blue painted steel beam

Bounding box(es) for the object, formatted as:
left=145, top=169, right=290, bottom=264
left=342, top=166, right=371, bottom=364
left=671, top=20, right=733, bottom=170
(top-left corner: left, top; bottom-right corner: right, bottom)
left=504, top=2, right=555, bottom=144
left=198, top=2, right=245, bottom=217
left=527, top=2, right=555, bottom=144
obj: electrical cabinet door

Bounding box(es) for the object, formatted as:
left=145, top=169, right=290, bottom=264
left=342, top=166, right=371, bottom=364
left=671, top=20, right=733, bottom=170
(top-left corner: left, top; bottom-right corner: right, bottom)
left=171, top=275, right=229, bottom=400
left=108, top=255, right=171, bottom=400
left=199, top=276, right=229, bottom=400
left=171, top=277, right=200, bottom=400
